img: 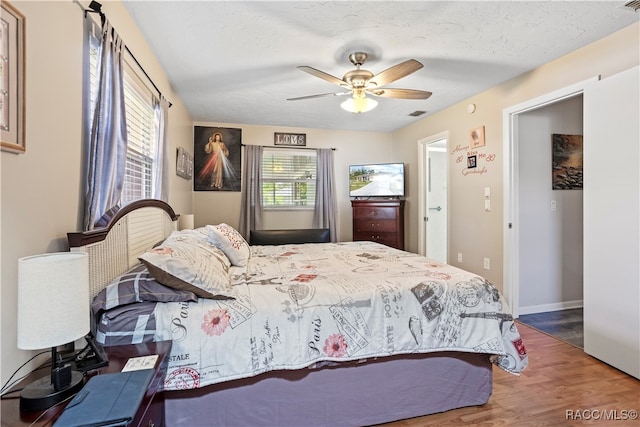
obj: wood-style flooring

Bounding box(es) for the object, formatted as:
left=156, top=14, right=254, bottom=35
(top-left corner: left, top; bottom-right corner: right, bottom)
left=380, top=322, right=639, bottom=427
left=518, top=308, right=583, bottom=348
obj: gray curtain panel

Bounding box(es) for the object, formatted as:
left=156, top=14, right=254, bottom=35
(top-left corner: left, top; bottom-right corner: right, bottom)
left=313, top=148, right=337, bottom=242
left=238, top=145, right=264, bottom=238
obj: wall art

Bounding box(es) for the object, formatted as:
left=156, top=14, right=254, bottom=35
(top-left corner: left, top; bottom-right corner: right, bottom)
left=193, top=126, right=242, bottom=191
left=0, top=1, right=26, bottom=154
left=552, top=133, right=583, bottom=190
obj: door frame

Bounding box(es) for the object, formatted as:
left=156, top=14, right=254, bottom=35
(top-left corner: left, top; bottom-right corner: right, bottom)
left=502, top=76, right=599, bottom=318
left=418, top=131, right=449, bottom=258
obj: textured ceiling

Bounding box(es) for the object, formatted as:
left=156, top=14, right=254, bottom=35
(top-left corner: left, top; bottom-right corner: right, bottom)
left=122, top=1, right=638, bottom=132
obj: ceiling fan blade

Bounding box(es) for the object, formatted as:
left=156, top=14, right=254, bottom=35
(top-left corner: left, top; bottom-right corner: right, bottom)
left=368, top=88, right=433, bottom=99
left=287, top=92, right=351, bottom=101
left=297, top=66, right=348, bottom=87
left=368, top=59, right=423, bottom=87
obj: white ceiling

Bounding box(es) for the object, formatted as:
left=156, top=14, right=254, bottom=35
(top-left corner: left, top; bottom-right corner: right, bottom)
left=122, top=1, right=638, bottom=133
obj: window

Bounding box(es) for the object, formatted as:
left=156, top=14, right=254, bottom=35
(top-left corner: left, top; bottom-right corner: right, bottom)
left=262, top=149, right=316, bottom=208
left=88, top=26, right=157, bottom=205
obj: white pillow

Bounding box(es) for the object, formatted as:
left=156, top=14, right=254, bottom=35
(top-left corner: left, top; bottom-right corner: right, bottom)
left=139, top=235, right=233, bottom=299
left=207, top=223, right=251, bottom=267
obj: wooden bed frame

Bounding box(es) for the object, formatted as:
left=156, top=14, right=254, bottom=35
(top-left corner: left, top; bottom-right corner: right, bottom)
left=68, top=199, right=493, bottom=427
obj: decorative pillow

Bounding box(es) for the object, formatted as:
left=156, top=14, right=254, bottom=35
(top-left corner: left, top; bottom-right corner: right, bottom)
left=95, top=302, right=158, bottom=346
left=92, top=264, right=198, bottom=313
left=207, top=223, right=251, bottom=267
left=139, top=235, right=234, bottom=299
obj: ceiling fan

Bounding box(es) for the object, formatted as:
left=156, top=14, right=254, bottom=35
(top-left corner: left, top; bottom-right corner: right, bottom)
left=288, top=52, right=432, bottom=113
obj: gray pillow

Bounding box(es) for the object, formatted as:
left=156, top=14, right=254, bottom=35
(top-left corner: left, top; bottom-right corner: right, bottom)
left=92, top=263, right=198, bottom=313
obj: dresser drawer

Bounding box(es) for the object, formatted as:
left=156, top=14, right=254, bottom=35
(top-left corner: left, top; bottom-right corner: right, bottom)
left=354, top=219, right=398, bottom=233
left=353, top=232, right=398, bottom=248
left=353, top=207, right=397, bottom=220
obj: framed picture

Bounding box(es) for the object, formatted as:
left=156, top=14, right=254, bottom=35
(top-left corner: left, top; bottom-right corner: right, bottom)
left=0, top=0, right=26, bottom=154
left=469, top=126, right=485, bottom=149
left=467, top=155, right=477, bottom=169
left=274, top=132, right=306, bottom=147
left=176, top=146, right=193, bottom=180
left=552, top=133, right=583, bottom=190
left=193, top=126, right=242, bottom=191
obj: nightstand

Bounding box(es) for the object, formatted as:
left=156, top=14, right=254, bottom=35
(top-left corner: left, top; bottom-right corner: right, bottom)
left=1, top=341, right=172, bottom=427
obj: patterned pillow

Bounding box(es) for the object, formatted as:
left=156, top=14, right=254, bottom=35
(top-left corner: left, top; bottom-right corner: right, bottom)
left=138, top=235, right=234, bottom=299
left=208, top=223, right=251, bottom=267
left=92, top=264, right=198, bottom=312
left=95, top=302, right=158, bottom=346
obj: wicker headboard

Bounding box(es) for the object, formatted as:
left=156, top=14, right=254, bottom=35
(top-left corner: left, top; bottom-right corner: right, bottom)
left=67, top=199, right=179, bottom=300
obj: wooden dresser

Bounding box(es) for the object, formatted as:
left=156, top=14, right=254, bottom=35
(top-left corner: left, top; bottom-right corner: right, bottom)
left=351, top=199, right=405, bottom=250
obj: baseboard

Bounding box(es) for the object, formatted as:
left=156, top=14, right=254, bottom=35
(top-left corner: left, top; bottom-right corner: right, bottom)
left=518, top=300, right=583, bottom=316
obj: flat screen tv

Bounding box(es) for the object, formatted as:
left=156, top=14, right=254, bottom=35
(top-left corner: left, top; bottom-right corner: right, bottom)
left=349, top=162, right=405, bottom=198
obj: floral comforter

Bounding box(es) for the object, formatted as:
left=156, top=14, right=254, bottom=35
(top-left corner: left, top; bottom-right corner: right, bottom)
left=154, top=241, right=528, bottom=391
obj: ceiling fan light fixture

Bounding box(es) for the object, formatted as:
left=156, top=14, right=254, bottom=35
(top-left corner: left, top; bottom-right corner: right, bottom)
left=341, top=96, right=378, bottom=113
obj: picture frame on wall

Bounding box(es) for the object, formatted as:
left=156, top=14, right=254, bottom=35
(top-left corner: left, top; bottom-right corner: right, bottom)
left=469, top=125, right=485, bottom=149
left=274, top=132, right=306, bottom=147
left=176, top=147, right=193, bottom=180
left=193, top=126, right=242, bottom=191
left=0, top=0, right=26, bottom=154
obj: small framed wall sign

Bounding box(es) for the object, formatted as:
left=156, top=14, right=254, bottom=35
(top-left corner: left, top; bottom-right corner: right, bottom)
left=274, top=132, right=306, bottom=147
left=176, top=146, right=193, bottom=180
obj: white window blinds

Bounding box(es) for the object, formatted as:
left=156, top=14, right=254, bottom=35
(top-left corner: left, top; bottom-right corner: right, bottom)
left=262, top=149, right=316, bottom=208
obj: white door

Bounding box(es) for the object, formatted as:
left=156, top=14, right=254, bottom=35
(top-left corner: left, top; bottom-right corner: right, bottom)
left=583, top=66, right=639, bottom=379
left=418, top=134, right=448, bottom=262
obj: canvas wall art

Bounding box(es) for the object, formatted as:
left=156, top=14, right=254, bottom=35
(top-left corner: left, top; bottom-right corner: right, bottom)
left=552, top=133, right=583, bottom=190
left=194, top=126, right=242, bottom=191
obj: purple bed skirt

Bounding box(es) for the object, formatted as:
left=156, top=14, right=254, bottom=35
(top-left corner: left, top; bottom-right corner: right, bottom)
left=164, top=351, right=493, bottom=427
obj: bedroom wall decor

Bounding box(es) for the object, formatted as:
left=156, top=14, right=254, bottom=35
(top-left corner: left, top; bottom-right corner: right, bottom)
left=274, top=132, right=306, bottom=146
left=176, top=147, right=193, bottom=180
left=0, top=0, right=26, bottom=154
left=552, top=133, right=583, bottom=189
left=469, top=125, right=485, bottom=148
left=193, top=126, right=242, bottom=191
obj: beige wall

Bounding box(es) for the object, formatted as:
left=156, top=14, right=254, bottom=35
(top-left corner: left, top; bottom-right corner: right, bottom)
left=0, top=1, right=193, bottom=385
left=392, top=22, right=640, bottom=290
left=192, top=122, right=393, bottom=242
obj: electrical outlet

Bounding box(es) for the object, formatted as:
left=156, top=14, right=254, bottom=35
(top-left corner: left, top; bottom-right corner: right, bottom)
left=483, top=257, right=490, bottom=270
left=458, top=252, right=463, bottom=262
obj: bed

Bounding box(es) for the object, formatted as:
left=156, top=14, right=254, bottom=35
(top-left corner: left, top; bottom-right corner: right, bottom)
left=67, top=199, right=528, bottom=427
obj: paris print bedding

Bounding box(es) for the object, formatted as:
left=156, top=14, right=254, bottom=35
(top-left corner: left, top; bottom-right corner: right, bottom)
left=151, top=241, right=528, bottom=391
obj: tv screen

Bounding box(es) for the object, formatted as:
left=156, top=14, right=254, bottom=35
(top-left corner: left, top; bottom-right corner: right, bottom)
left=349, top=163, right=405, bottom=198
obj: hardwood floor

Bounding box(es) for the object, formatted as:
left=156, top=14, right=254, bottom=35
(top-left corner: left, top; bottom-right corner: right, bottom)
left=380, top=322, right=639, bottom=426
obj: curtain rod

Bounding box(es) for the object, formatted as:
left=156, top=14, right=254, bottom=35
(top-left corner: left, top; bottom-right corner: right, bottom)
left=85, top=4, right=172, bottom=108
left=241, top=144, right=336, bottom=151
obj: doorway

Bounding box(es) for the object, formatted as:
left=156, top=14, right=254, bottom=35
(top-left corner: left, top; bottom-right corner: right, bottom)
left=503, top=77, right=597, bottom=320
left=418, top=133, right=448, bottom=262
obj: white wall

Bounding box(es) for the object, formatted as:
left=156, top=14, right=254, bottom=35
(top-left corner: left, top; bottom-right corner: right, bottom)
left=1, top=0, right=193, bottom=386
left=518, top=96, right=584, bottom=312
left=192, top=122, right=394, bottom=243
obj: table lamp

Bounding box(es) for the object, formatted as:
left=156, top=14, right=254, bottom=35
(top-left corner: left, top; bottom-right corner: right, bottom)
left=17, top=252, right=90, bottom=411
left=178, top=213, right=194, bottom=230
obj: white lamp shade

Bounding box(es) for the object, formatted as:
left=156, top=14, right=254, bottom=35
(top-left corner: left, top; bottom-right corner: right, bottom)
left=178, top=214, right=195, bottom=230
left=341, top=96, right=378, bottom=113
left=17, top=252, right=90, bottom=350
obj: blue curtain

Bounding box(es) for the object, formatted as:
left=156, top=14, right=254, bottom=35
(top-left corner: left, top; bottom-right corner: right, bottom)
left=313, top=148, right=337, bottom=242
left=238, top=145, right=264, bottom=239
left=153, top=96, right=170, bottom=202
left=83, top=19, right=128, bottom=230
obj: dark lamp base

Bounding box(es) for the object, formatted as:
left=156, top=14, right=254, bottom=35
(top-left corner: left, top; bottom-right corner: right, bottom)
left=19, top=370, right=84, bottom=412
